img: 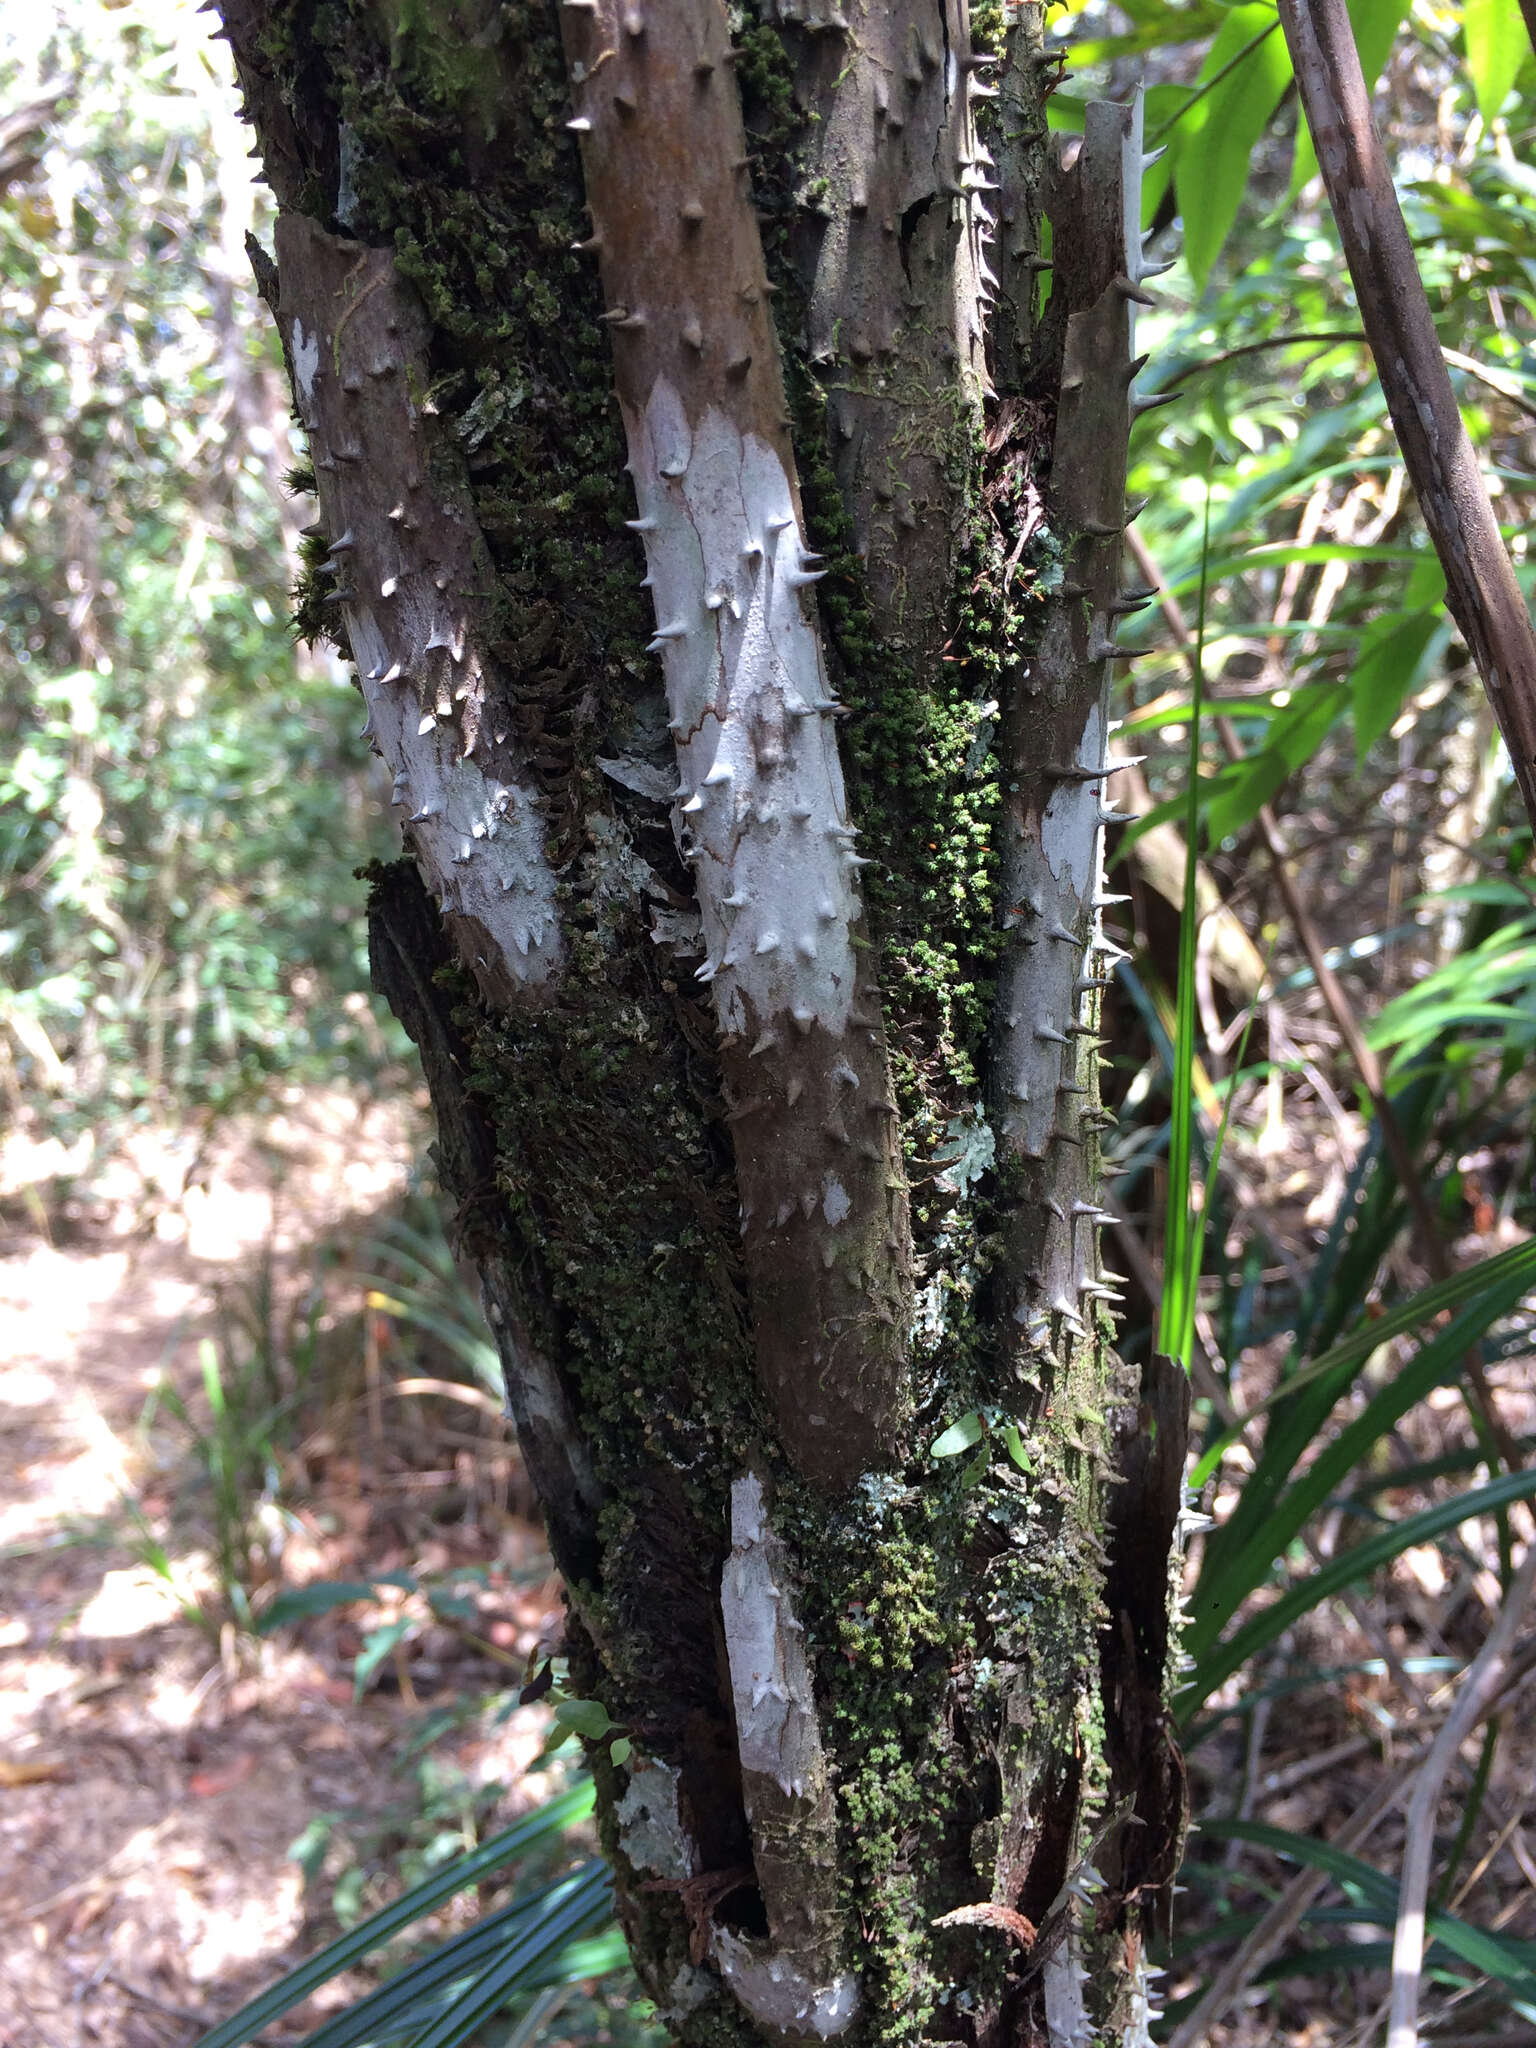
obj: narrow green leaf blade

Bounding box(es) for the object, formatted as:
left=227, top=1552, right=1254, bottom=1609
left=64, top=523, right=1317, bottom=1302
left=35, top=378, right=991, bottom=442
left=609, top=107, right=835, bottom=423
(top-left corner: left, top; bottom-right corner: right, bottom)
left=355, top=1619, right=414, bottom=1700
left=190, top=1782, right=597, bottom=2048
left=258, top=1581, right=387, bottom=1633
left=1206, top=684, right=1349, bottom=845
left=1204, top=1818, right=1536, bottom=2001
left=553, top=1698, right=615, bottom=1740
left=300, top=1866, right=614, bottom=2048
left=1189, top=1262, right=1534, bottom=1653
left=1180, top=1465, right=1536, bottom=1715
left=403, top=1867, right=614, bottom=2048
left=932, top=1411, right=987, bottom=1457
left=1173, top=7, right=1293, bottom=290
left=1351, top=603, right=1443, bottom=763
left=1465, top=0, right=1525, bottom=123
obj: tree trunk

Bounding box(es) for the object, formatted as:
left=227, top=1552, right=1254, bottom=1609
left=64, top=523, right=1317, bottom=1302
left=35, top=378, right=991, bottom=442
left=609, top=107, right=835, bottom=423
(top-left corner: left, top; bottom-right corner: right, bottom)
left=218, top=0, right=1190, bottom=2038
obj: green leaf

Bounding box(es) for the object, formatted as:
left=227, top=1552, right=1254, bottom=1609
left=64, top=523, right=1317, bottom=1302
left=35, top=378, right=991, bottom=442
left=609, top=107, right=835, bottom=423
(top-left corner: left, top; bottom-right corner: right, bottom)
left=299, top=1865, right=616, bottom=2048
left=1188, top=1258, right=1536, bottom=1660
left=1368, top=923, right=1536, bottom=1071
left=1206, top=683, right=1350, bottom=844
left=1171, top=7, right=1293, bottom=290
left=355, top=1619, right=414, bottom=1700
left=1179, top=1463, right=1536, bottom=1715
left=1189, top=1239, right=1536, bottom=1491
left=287, top=1816, right=336, bottom=1886
left=426, top=1590, right=480, bottom=1624
left=200, top=1338, right=227, bottom=1419
left=1159, top=543, right=1424, bottom=598
left=258, top=1581, right=386, bottom=1633
left=1351, top=603, right=1445, bottom=764
left=1139, top=82, right=1190, bottom=225
left=403, top=1867, right=616, bottom=2048
left=1159, top=479, right=1211, bottom=1370
left=1001, top=1423, right=1032, bottom=1474
left=1465, top=0, right=1526, bottom=123
left=959, top=1446, right=991, bottom=1490
left=552, top=1697, right=615, bottom=1740
left=1203, top=1819, right=1536, bottom=2004
left=931, top=1411, right=987, bottom=1457
left=190, top=1782, right=598, bottom=2048
left=609, top=1736, right=633, bottom=1767
left=1349, top=555, right=1446, bottom=761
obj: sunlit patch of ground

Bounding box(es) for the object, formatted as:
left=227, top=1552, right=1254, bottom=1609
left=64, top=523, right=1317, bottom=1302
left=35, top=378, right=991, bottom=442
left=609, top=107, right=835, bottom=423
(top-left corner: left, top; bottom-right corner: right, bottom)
left=0, top=1086, right=564, bottom=2048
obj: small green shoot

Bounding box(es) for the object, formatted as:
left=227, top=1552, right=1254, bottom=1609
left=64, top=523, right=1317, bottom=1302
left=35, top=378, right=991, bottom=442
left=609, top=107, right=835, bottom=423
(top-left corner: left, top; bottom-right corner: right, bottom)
left=1158, top=478, right=1212, bottom=1374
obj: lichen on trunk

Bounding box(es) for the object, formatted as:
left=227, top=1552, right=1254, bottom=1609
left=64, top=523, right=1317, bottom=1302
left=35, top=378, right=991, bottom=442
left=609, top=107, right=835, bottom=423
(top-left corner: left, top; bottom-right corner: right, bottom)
left=221, top=0, right=1189, bottom=2039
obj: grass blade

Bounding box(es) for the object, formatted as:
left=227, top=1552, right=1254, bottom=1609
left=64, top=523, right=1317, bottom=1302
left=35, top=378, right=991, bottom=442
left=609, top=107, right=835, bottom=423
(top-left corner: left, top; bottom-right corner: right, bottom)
left=1188, top=1259, right=1536, bottom=1654
left=401, top=1866, right=613, bottom=2048
left=191, top=1781, right=596, bottom=2048
left=297, top=1864, right=613, bottom=2048
left=1179, top=1463, right=1536, bottom=1715
left=1158, top=479, right=1212, bottom=1371
left=1200, top=1818, right=1536, bottom=2007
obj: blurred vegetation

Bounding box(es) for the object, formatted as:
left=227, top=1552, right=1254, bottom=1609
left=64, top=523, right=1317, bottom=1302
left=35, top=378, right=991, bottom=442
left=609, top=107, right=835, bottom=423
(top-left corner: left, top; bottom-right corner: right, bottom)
left=0, top=0, right=398, bottom=1148
left=4, top=0, right=1536, bottom=2044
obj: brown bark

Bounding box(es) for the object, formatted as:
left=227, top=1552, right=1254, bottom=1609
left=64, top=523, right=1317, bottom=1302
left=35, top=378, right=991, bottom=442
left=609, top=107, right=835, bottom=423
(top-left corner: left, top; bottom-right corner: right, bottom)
left=216, top=0, right=1187, bottom=2038
left=558, top=0, right=911, bottom=1494
left=1279, top=0, right=1536, bottom=837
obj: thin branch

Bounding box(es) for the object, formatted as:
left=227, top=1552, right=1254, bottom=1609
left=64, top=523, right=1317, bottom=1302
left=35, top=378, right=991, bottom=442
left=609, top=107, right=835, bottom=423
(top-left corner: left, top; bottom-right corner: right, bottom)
left=1386, top=1540, right=1536, bottom=2048
left=1157, top=330, right=1536, bottom=425
left=1276, top=0, right=1536, bottom=835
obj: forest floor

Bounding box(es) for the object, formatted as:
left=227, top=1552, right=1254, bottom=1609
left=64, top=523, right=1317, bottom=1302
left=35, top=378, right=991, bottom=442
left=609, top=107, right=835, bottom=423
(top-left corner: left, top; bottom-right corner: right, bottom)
left=3, top=1084, right=1533, bottom=2048
left=0, top=1088, right=567, bottom=2048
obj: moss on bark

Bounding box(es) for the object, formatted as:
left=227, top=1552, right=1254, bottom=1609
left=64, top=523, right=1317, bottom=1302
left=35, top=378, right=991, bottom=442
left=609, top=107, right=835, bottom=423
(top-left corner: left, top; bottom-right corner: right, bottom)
left=228, top=0, right=1185, bottom=2037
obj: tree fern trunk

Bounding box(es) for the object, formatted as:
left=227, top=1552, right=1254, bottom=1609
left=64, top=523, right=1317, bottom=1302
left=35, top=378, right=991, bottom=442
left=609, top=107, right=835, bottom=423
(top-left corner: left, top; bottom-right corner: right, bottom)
left=220, top=0, right=1189, bottom=2037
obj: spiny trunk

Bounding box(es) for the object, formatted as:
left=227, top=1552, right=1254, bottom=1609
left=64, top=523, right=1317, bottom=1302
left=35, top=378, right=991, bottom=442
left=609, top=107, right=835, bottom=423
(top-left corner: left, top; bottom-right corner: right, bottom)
left=220, top=0, right=1189, bottom=2039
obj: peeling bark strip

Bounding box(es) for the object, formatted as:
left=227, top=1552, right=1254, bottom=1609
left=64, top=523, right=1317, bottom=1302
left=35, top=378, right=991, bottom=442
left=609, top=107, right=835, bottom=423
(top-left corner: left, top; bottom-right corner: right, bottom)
left=717, top=1472, right=857, bottom=2037
left=274, top=217, right=563, bottom=1005
left=558, top=0, right=911, bottom=1492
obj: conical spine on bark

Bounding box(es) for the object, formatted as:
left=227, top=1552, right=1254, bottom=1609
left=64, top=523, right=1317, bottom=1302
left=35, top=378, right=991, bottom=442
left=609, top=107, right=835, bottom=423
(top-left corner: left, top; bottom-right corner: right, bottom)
left=275, top=219, right=562, bottom=1006
left=558, top=0, right=912, bottom=1505
left=782, top=0, right=997, bottom=650
left=557, top=0, right=919, bottom=2027
left=991, top=94, right=1148, bottom=1366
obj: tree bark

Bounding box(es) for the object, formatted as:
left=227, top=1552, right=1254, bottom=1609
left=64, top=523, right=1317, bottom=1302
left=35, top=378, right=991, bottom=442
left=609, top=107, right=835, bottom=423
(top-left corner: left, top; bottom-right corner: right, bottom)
left=218, top=0, right=1189, bottom=2039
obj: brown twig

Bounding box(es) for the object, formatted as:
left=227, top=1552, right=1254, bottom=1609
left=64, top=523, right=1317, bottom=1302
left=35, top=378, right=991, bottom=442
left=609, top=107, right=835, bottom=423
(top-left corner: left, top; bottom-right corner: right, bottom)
left=1277, top=0, right=1536, bottom=836
left=1156, top=328, right=1536, bottom=426
left=1386, top=1540, right=1536, bottom=2048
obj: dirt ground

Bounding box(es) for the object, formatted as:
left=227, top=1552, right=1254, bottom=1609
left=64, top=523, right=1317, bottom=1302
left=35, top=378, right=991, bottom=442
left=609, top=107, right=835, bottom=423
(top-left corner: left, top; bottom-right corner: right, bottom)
left=0, top=1088, right=566, bottom=2048
left=5, top=1084, right=1534, bottom=2048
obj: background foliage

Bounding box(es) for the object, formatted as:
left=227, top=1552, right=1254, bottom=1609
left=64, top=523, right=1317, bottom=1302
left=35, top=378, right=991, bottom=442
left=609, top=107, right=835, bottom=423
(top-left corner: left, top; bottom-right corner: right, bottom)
left=0, top=0, right=395, bottom=1146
